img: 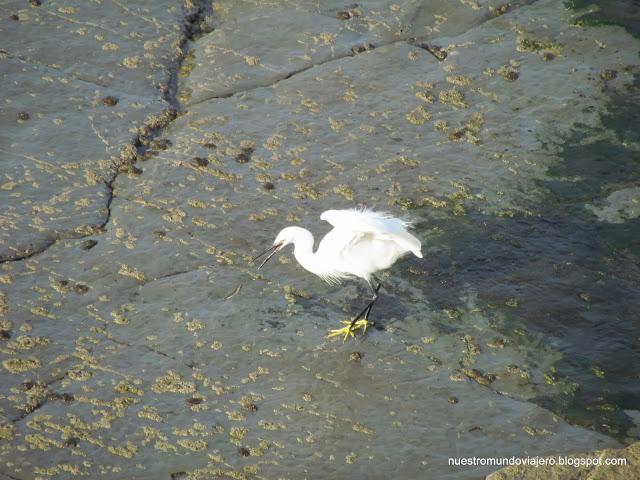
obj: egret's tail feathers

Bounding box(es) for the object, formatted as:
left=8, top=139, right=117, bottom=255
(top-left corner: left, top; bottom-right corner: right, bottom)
left=380, top=229, right=422, bottom=259
left=398, top=230, right=422, bottom=258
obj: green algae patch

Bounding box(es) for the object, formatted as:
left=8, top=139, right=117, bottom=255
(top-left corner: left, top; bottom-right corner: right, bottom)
left=9, top=335, right=50, bottom=350
left=438, top=88, right=468, bottom=109
left=108, top=441, right=139, bottom=458
left=498, top=64, right=519, bottom=81
left=67, top=365, right=94, bottom=381
left=0, top=291, right=8, bottom=317
left=139, top=406, right=164, bottom=422
left=516, top=31, right=563, bottom=56
left=522, top=425, right=552, bottom=436
left=258, top=420, right=287, bottom=431
left=461, top=334, right=482, bottom=367
left=118, top=264, right=146, bottom=282
left=114, top=381, right=144, bottom=396
left=505, top=298, right=519, bottom=308
left=179, top=51, right=196, bottom=78
left=405, top=104, right=432, bottom=125
left=21, top=382, right=50, bottom=414
left=0, top=423, right=16, bottom=440
left=445, top=111, right=484, bottom=144
left=229, top=431, right=250, bottom=448
left=419, top=196, right=448, bottom=209
left=152, top=370, right=196, bottom=394
left=226, top=410, right=246, bottom=421
left=506, top=364, right=531, bottom=380
left=332, top=184, right=354, bottom=200
left=447, top=75, right=472, bottom=87
left=462, top=334, right=481, bottom=355
left=391, top=197, right=417, bottom=210
left=25, top=433, right=65, bottom=451
left=352, top=422, right=376, bottom=436
left=283, top=285, right=311, bottom=303
left=416, top=91, right=435, bottom=103
left=33, top=464, right=88, bottom=477
left=177, top=439, right=208, bottom=451
left=462, top=368, right=496, bottom=386
left=487, top=337, right=507, bottom=349
left=202, top=167, right=239, bottom=183
left=294, top=182, right=322, bottom=200
left=3, top=357, right=41, bottom=373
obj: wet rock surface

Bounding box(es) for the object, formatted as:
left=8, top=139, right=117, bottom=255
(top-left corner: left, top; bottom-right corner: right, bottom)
left=1, top=1, right=639, bottom=479
left=0, top=0, right=198, bottom=261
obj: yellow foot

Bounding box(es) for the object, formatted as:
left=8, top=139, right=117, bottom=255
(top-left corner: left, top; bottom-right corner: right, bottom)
left=327, top=319, right=369, bottom=342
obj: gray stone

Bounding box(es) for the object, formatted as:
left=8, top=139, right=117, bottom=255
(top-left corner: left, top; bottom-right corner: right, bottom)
left=586, top=186, right=640, bottom=224
left=0, top=0, right=192, bottom=261
left=0, top=0, right=638, bottom=479
left=181, top=0, right=535, bottom=104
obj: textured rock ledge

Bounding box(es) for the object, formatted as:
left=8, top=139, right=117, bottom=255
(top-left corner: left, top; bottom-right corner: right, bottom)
left=0, top=0, right=639, bottom=479
left=0, top=0, right=207, bottom=261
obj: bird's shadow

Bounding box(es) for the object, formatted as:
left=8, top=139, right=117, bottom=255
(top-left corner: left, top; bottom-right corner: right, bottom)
left=403, top=204, right=640, bottom=440
left=346, top=280, right=412, bottom=333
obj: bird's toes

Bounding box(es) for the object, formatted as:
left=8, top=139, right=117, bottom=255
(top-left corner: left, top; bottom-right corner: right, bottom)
left=326, top=319, right=369, bottom=342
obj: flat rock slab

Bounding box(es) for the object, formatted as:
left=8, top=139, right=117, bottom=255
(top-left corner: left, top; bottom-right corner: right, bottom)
left=182, top=0, right=534, bottom=104
left=0, top=249, right=621, bottom=478
left=0, top=0, right=191, bottom=261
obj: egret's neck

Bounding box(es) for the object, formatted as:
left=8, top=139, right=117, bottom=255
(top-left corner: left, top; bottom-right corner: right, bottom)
left=291, top=229, right=324, bottom=276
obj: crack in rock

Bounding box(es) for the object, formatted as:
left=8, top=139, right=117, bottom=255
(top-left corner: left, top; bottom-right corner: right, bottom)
left=0, top=471, right=25, bottom=480
left=0, top=0, right=532, bottom=264
left=10, top=373, right=68, bottom=424
left=0, top=48, right=111, bottom=90
left=185, top=42, right=382, bottom=106
left=0, top=1, right=213, bottom=265
left=104, top=334, right=193, bottom=369
left=183, top=0, right=538, bottom=107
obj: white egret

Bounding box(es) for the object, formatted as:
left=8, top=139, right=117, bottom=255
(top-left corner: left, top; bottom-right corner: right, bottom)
left=253, top=208, right=422, bottom=340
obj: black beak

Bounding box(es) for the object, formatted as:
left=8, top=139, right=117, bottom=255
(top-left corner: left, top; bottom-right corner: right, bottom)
left=252, top=243, right=283, bottom=269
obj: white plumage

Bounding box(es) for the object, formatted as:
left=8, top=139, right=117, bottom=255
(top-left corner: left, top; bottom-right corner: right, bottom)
left=315, top=209, right=422, bottom=282
left=253, top=208, right=422, bottom=339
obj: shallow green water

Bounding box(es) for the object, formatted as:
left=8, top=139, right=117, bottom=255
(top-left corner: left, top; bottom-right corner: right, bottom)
left=411, top=68, right=640, bottom=442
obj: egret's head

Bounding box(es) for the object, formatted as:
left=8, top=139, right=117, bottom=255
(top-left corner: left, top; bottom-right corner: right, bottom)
left=273, top=226, right=302, bottom=248
left=253, top=227, right=302, bottom=269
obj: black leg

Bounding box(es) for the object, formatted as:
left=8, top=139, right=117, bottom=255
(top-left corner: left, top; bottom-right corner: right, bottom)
left=348, top=280, right=382, bottom=330
left=349, top=299, right=374, bottom=328
left=364, top=281, right=382, bottom=321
